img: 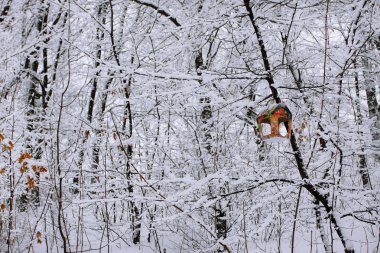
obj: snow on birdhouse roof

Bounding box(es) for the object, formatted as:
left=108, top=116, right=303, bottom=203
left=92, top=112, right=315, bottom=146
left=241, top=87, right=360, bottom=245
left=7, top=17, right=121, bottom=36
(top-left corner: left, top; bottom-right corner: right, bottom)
left=258, top=103, right=291, bottom=116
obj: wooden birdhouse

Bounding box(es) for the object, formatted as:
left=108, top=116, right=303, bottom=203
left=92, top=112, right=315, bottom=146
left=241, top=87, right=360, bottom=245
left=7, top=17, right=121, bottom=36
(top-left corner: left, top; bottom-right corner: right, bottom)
left=257, top=103, right=292, bottom=140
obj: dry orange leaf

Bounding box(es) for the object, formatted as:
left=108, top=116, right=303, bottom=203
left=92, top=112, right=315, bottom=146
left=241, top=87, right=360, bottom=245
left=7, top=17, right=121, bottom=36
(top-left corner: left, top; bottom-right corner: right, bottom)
left=0, top=168, right=6, bottom=175
left=32, top=165, right=48, bottom=173
left=36, top=231, right=42, bottom=238
left=20, top=162, right=28, bottom=174
left=2, top=140, right=14, bottom=151
left=27, top=176, right=35, bottom=189
left=0, top=202, right=6, bottom=210
left=39, top=166, right=48, bottom=173
left=18, top=152, right=31, bottom=164
left=0, top=133, right=4, bottom=142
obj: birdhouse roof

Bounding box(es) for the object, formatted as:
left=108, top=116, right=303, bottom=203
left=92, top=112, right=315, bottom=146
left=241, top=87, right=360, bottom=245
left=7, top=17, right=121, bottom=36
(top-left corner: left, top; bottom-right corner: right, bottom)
left=258, top=103, right=292, bottom=117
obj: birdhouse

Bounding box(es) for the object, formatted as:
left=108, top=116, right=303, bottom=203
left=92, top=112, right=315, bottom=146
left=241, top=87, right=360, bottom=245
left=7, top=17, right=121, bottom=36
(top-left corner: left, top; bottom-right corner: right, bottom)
left=257, top=103, right=292, bottom=140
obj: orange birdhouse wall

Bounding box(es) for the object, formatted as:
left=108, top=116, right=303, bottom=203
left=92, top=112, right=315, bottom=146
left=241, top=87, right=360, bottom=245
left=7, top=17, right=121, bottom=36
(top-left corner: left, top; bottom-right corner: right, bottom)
left=257, top=104, right=292, bottom=140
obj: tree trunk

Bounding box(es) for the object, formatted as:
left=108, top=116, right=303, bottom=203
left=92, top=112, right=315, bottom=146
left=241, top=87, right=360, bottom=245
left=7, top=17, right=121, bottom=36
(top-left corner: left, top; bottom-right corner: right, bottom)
left=23, top=1, right=50, bottom=208
left=362, top=42, right=380, bottom=163
left=353, top=62, right=372, bottom=189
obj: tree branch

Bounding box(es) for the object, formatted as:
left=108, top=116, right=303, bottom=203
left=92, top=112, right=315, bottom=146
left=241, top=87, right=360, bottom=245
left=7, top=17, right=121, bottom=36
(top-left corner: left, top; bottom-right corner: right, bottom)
left=130, top=0, right=181, bottom=27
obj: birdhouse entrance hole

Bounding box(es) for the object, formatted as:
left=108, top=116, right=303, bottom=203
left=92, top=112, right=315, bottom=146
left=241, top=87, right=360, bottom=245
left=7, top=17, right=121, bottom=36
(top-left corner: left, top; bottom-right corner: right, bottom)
left=261, top=123, right=271, bottom=136
left=279, top=122, right=288, bottom=137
